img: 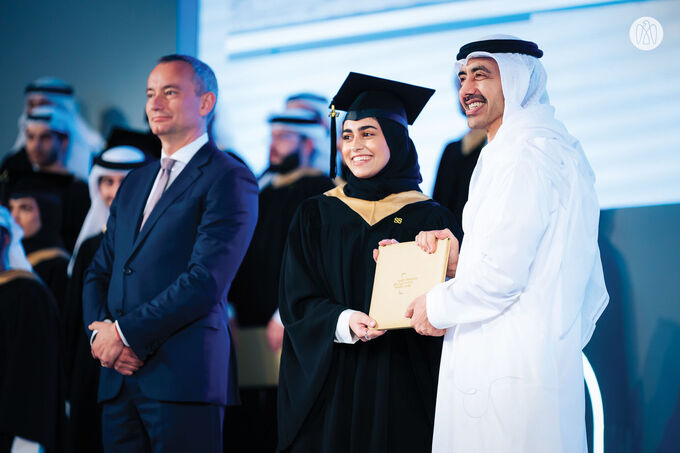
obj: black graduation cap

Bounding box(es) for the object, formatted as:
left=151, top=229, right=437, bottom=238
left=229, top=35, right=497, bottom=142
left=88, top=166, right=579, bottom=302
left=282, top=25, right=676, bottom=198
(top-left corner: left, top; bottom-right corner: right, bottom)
left=328, top=72, right=434, bottom=178
left=105, top=126, right=162, bottom=159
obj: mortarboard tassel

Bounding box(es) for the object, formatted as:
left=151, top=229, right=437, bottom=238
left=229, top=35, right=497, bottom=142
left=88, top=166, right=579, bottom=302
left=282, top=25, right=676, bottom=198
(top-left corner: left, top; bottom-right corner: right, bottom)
left=329, top=104, right=339, bottom=179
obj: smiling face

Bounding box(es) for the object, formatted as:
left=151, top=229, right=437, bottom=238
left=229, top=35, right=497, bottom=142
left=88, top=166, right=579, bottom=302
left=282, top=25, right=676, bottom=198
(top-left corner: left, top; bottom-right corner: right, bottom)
left=341, top=117, right=391, bottom=179
left=458, top=57, right=505, bottom=141
left=145, top=61, right=215, bottom=150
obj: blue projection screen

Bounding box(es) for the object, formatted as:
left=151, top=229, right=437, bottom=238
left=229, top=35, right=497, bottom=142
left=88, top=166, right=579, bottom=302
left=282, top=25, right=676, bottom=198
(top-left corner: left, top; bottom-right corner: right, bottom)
left=201, top=0, right=680, bottom=210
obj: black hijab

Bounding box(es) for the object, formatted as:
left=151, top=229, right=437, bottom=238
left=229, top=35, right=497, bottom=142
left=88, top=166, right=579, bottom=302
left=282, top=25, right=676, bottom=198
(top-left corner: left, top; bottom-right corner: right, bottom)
left=343, top=117, right=422, bottom=201
left=17, top=193, right=64, bottom=254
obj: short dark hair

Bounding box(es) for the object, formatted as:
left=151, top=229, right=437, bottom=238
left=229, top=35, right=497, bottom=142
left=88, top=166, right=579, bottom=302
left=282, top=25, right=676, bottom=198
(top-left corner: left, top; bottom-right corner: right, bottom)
left=158, top=54, right=218, bottom=121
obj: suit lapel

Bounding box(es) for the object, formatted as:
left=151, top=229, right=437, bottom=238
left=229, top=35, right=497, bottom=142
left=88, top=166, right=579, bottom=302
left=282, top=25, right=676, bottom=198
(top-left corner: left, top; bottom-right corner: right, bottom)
left=117, top=162, right=159, bottom=253
left=130, top=162, right=161, bottom=238
left=128, top=144, right=213, bottom=256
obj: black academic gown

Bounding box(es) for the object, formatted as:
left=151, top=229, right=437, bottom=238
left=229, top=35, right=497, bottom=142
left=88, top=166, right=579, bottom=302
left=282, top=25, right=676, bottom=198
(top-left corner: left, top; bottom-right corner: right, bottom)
left=0, top=168, right=90, bottom=254
left=26, top=249, right=69, bottom=313
left=63, top=233, right=104, bottom=453
left=432, top=139, right=483, bottom=227
left=57, top=176, right=90, bottom=254
left=277, top=188, right=461, bottom=453
left=0, top=148, right=32, bottom=174
left=23, top=230, right=70, bottom=314
left=225, top=169, right=334, bottom=453
left=230, top=169, right=336, bottom=326
left=0, top=270, right=62, bottom=453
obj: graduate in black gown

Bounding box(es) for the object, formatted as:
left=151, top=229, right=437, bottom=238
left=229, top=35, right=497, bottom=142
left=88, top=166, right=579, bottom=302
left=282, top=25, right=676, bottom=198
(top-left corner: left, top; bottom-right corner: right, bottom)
left=6, top=177, right=70, bottom=312
left=0, top=207, right=62, bottom=453
left=277, top=73, right=462, bottom=453
left=62, top=146, right=147, bottom=453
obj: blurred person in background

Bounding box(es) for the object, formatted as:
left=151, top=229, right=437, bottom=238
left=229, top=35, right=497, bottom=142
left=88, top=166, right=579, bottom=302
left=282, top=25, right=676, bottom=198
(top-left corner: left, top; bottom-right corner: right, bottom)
left=285, top=92, right=332, bottom=175
left=226, top=107, right=334, bottom=452
left=1, top=105, right=90, bottom=253
left=0, top=206, right=62, bottom=453
left=63, top=146, right=147, bottom=453
left=3, top=76, right=104, bottom=179
left=7, top=175, right=70, bottom=312
left=431, top=99, right=486, bottom=226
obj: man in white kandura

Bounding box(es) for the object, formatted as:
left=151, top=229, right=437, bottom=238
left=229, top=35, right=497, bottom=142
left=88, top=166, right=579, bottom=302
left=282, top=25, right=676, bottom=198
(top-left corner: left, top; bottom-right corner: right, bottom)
left=405, top=35, right=609, bottom=452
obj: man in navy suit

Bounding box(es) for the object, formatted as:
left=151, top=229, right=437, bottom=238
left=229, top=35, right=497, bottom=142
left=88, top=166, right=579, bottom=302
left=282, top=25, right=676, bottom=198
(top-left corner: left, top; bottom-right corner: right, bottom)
left=83, top=54, right=258, bottom=453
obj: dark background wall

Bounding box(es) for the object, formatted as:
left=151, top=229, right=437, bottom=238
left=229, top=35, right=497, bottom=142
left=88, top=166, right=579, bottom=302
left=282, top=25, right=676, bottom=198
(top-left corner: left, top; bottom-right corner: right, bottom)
left=586, top=203, right=680, bottom=452
left=0, top=0, right=180, bottom=160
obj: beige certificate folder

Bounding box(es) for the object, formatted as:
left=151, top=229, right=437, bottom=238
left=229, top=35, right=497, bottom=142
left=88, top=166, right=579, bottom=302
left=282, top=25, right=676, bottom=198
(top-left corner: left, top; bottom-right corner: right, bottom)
left=369, top=239, right=450, bottom=329
left=235, top=327, right=281, bottom=387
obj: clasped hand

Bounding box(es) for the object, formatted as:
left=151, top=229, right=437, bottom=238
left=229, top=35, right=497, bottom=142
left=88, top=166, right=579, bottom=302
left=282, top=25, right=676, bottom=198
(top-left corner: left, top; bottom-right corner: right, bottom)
left=349, top=312, right=386, bottom=342
left=89, top=321, right=144, bottom=375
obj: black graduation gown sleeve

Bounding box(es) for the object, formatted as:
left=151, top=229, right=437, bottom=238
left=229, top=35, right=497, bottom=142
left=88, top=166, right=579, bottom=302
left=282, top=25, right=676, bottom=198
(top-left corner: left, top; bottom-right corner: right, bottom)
left=62, top=179, right=90, bottom=254
left=0, top=277, right=62, bottom=452
left=277, top=199, right=348, bottom=448
left=62, top=234, right=104, bottom=453
left=63, top=234, right=102, bottom=385
left=33, top=256, right=69, bottom=313
left=228, top=174, right=335, bottom=326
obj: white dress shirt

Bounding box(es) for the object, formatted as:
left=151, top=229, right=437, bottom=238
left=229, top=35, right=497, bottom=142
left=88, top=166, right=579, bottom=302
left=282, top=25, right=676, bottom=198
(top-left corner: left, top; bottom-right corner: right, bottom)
left=272, top=308, right=358, bottom=344
left=141, top=133, right=208, bottom=218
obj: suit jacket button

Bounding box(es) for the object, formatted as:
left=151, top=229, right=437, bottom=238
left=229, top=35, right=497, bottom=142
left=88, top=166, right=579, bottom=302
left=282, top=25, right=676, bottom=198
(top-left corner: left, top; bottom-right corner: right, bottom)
left=123, top=268, right=133, bottom=275
left=116, top=309, right=123, bottom=316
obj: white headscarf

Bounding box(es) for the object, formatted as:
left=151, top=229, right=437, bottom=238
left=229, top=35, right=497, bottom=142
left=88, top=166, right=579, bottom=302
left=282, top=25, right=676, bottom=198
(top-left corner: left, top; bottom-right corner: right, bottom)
left=269, top=107, right=330, bottom=173
left=285, top=93, right=330, bottom=130
left=67, top=146, right=147, bottom=275
left=0, top=206, right=33, bottom=272
left=455, top=35, right=608, bottom=346
left=284, top=95, right=332, bottom=173
left=25, top=104, right=73, bottom=136
left=14, top=77, right=104, bottom=179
